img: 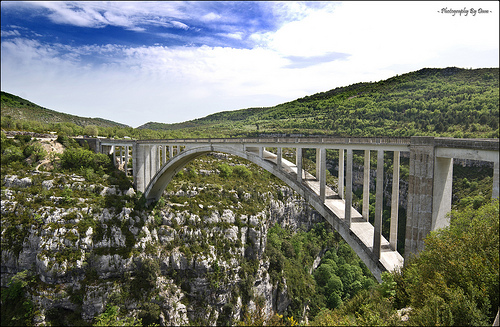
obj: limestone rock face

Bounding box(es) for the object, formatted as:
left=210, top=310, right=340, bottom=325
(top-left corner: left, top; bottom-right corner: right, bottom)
left=3, top=175, right=32, bottom=188
left=1, top=170, right=323, bottom=325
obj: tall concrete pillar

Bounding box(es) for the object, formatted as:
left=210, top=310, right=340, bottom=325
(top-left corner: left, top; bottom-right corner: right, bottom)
left=363, top=150, right=370, bottom=221
left=432, top=157, right=453, bottom=231
left=145, top=145, right=151, bottom=188
left=259, top=147, right=264, bottom=158
left=120, top=146, right=124, bottom=166
left=390, top=151, right=400, bottom=251
left=125, top=146, right=129, bottom=176
left=405, top=137, right=435, bottom=260
left=316, top=148, right=321, bottom=179
left=339, top=149, right=344, bottom=199
left=345, top=149, right=353, bottom=227
left=169, top=145, right=173, bottom=159
left=296, top=147, right=303, bottom=183
left=373, top=150, right=384, bottom=259
left=134, top=144, right=145, bottom=193
left=162, top=145, right=166, bottom=165
left=112, top=145, right=116, bottom=167
left=277, top=147, right=282, bottom=169
left=319, top=148, right=326, bottom=202
left=493, top=160, right=499, bottom=199
left=151, top=145, right=158, bottom=177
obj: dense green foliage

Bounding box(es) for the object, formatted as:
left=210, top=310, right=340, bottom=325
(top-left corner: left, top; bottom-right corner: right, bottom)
left=1, top=271, right=36, bottom=326
left=1, top=132, right=47, bottom=169
left=310, top=200, right=499, bottom=326
left=264, top=223, right=377, bottom=321
left=397, top=199, right=499, bottom=326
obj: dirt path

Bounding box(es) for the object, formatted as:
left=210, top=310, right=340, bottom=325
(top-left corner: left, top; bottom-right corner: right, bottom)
left=35, top=137, right=65, bottom=171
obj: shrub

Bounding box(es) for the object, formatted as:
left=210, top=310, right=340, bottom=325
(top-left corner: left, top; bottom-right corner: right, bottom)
left=233, top=165, right=252, bottom=179
left=218, top=163, right=232, bottom=178
left=60, top=147, right=110, bottom=171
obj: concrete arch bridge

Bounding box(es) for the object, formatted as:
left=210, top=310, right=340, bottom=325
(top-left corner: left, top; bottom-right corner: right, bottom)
left=78, top=136, right=499, bottom=282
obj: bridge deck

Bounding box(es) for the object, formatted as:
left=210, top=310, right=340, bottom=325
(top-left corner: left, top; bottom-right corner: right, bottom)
left=259, top=150, right=403, bottom=273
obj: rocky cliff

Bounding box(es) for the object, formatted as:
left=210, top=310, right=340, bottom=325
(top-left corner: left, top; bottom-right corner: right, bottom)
left=1, top=154, right=325, bottom=326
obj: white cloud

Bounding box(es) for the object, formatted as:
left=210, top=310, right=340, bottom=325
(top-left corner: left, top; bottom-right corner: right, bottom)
left=170, top=21, right=190, bottom=30
left=1, top=1, right=498, bottom=127
left=1, top=30, right=21, bottom=37
left=201, top=12, right=222, bottom=22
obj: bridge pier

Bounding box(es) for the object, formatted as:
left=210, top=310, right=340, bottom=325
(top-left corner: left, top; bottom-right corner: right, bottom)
left=345, top=149, right=353, bottom=227
left=318, top=148, right=326, bottom=202
left=363, top=150, right=370, bottom=222
left=373, top=150, right=384, bottom=259
left=296, top=148, right=303, bottom=183
left=493, top=161, right=499, bottom=199
left=405, top=137, right=454, bottom=260
left=339, top=149, right=344, bottom=199
left=277, top=147, right=282, bottom=170
left=390, top=151, right=400, bottom=250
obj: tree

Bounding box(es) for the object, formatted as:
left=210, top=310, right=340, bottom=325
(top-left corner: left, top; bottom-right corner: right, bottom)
left=399, top=200, right=499, bottom=326
left=84, top=124, right=99, bottom=137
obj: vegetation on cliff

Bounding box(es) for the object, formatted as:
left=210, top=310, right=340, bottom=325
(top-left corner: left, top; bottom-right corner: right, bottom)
left=310, top=199, right=499, bottom=326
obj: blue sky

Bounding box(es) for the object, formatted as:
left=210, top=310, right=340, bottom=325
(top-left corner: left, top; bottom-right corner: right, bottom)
left=1, top=1, right=499, bottom=128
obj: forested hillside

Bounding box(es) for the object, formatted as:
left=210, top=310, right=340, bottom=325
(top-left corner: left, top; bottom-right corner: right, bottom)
left=1, top=92, right=129, bottom=130
left=2, top=67, right=498, bottom=140
left=140, top=67, right=499, bottom=139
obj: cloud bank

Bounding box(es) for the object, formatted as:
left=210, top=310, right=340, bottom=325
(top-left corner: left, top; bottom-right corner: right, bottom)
left=1, top=1, right=498, bottom=127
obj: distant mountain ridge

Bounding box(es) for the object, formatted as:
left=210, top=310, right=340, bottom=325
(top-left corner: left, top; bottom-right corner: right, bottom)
left=2, top=66, right=498, bottom=139
left=1, top=91, right=130, bottom=129
left=138, top=67, right=499, bottom=139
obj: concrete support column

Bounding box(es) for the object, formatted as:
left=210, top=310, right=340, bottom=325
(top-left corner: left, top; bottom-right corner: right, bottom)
left=432, top=157, right=453, bottom=231
left=316, top=148, right=321, bottom=179
left=134, top=144, right=145, bottom=193
left=390, top=151, right=400, bottom=251
left=277, top=147, right=282, bottom=169
left=345, top=149, right=353, bottom=227
left=120, top=146, right=124, bottom=166
left=151, top=145, right=158, bottom=177
left=112, top=145, right=116, bottom=167
left=405, top=137, right=435, bottom=261
left=319, top=148, right=326, bottom=202
left=259, top=147, right=264, bottom=158
left=169, top=145, right=173, bottom=159
left=125, top=146, right=129, bottom=176
left=145, top=145, right=151, bottom=187
left=363, top=150, right=370, bottom=221
left=296, top=147, right=303, bottom=183
left=162, top=145, right=166, bottom=165
left=493, top=160, right=499, bottom=199
left=338, top=149, right=344, bottom=199
left=373, top=150, right=384, bottom=259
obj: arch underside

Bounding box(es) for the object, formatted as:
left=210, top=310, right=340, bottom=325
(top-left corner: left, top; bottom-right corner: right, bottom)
left=144, top=145, right=403, bottom=282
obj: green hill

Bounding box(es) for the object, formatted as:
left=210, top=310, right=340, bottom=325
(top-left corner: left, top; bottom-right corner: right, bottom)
left=1, top=91, right=129, bottom=129
left=139, top=67, right=499, bottom=138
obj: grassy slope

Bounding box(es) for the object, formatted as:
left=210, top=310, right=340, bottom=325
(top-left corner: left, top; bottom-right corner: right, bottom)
left=1, top=91, right=129, bottom=128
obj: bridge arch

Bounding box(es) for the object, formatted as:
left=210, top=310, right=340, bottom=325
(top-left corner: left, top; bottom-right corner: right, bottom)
left=143, top=144, right=392, bottom=282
